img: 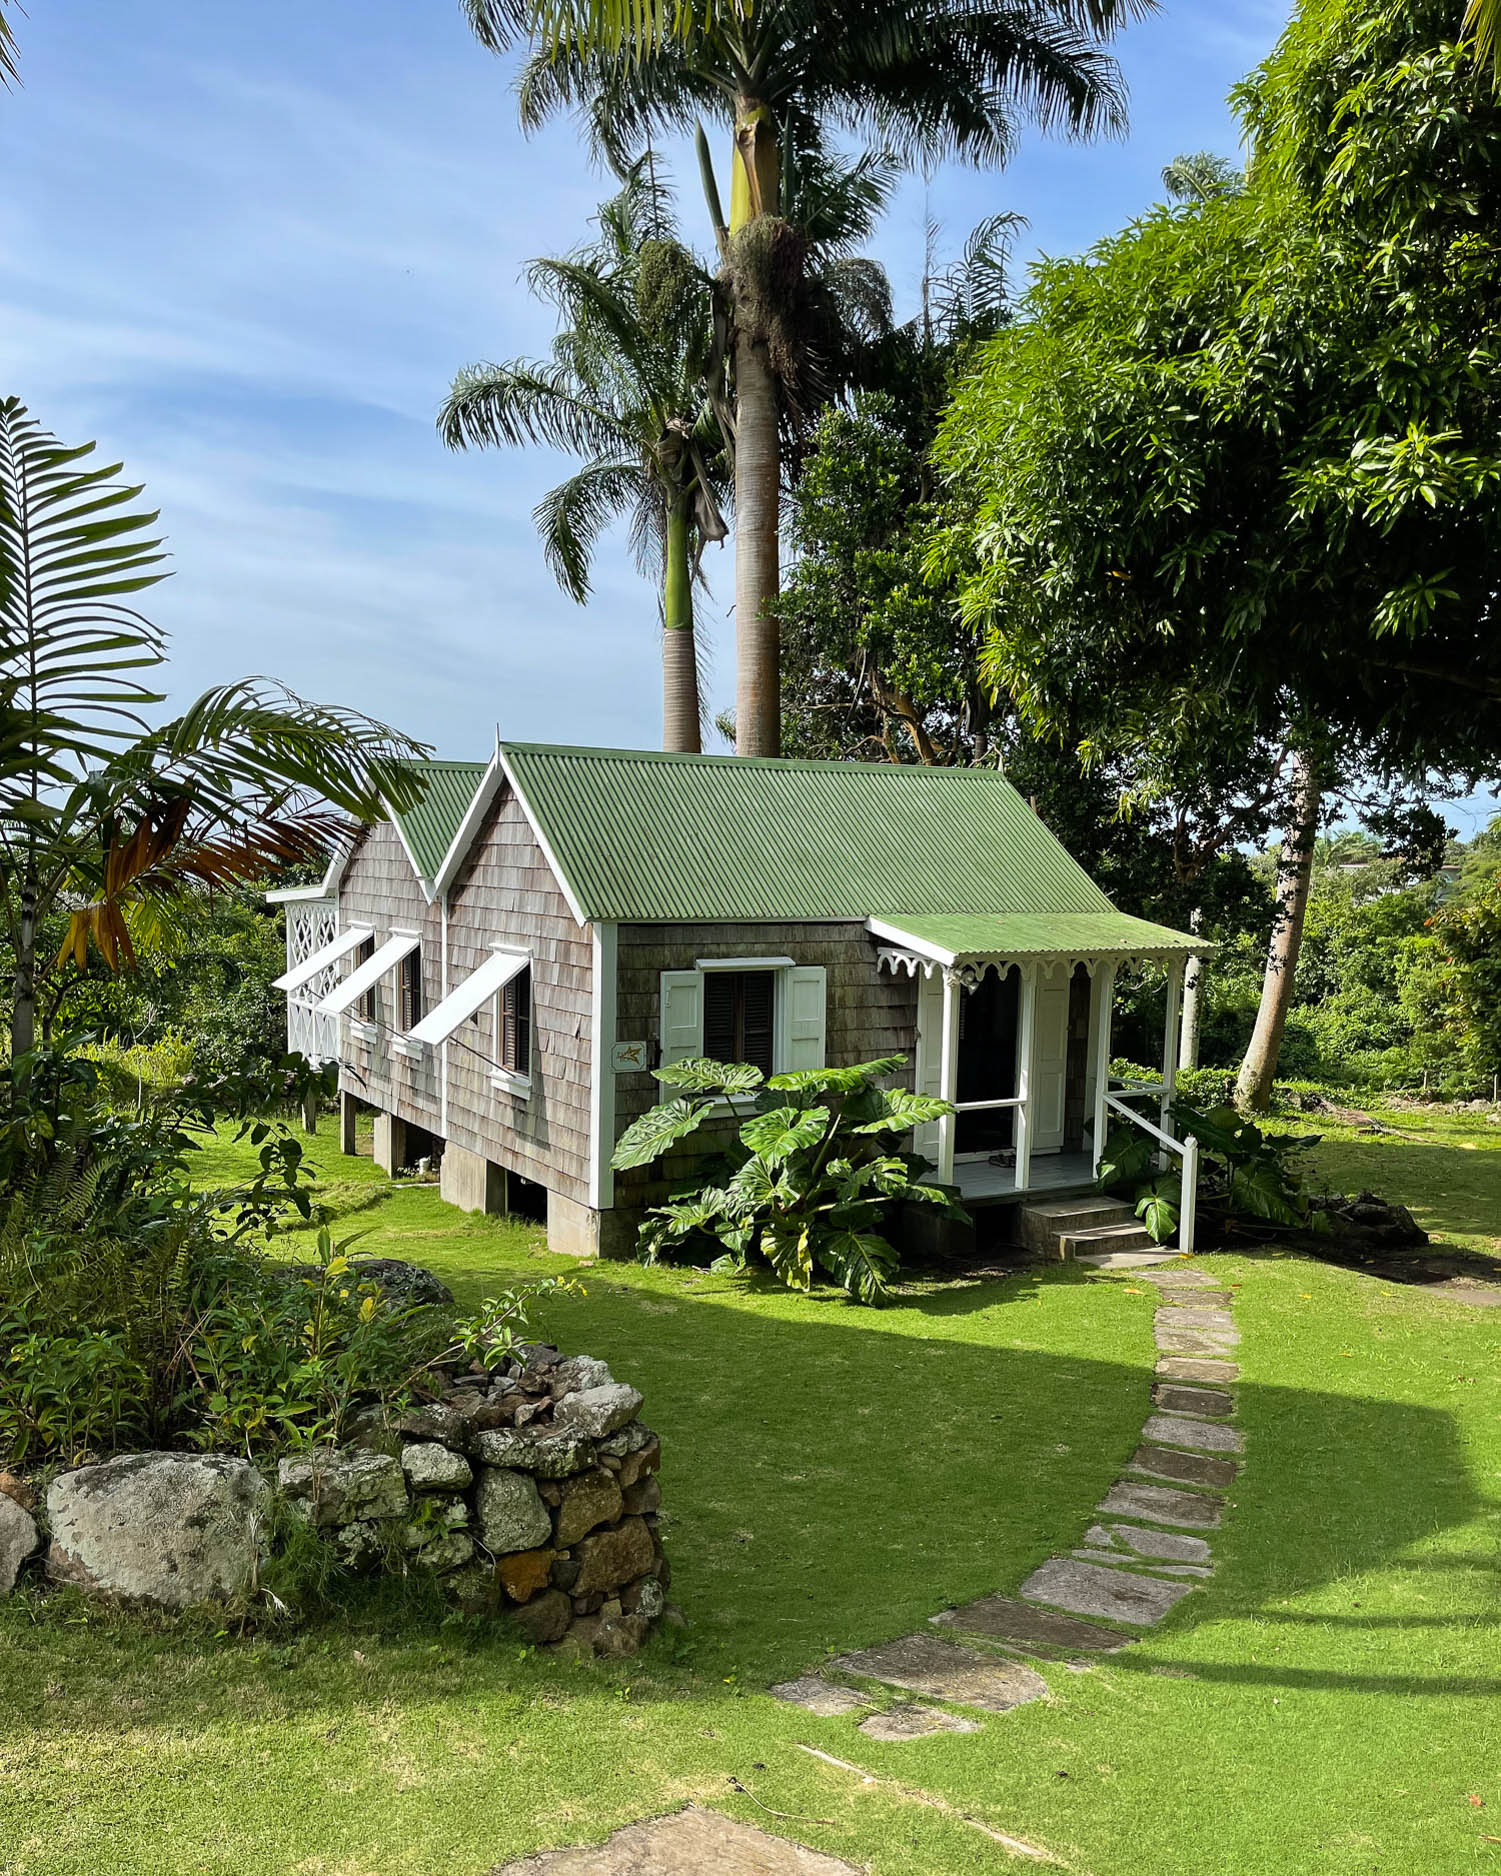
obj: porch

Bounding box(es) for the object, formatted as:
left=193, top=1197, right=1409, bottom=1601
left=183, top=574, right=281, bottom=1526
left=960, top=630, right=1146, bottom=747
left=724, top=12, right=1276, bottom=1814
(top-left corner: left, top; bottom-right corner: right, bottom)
left=869, top=913, right=1204, bottom=1248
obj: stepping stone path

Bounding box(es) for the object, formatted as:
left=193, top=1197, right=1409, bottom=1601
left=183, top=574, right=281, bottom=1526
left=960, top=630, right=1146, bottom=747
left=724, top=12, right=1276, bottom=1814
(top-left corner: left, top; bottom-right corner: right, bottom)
left=772, top=1260, right=1245, bottom=1746
left=491, top=1805, right=862, bottom=1873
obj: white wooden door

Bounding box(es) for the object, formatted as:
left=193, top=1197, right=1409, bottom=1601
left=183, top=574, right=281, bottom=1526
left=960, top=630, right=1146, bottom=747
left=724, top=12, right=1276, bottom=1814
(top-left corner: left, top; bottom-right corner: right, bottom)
left=913, top=970, right=945, bottom=1162
left=1031, top=979, right=1070, bottom=1153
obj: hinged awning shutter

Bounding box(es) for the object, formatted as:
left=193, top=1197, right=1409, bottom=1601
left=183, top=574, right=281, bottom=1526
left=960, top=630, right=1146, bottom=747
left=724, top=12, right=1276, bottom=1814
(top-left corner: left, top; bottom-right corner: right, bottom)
left=273, top=925, right=372, bottom=993
left=409, top=949, right=528, bottom=1047
left=317, top=933, right=420, bottom=1014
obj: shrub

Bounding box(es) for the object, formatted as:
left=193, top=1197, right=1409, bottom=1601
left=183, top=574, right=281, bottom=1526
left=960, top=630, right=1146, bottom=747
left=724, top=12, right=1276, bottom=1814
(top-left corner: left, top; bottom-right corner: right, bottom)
left=611, top=1055, right=961, bottom=1303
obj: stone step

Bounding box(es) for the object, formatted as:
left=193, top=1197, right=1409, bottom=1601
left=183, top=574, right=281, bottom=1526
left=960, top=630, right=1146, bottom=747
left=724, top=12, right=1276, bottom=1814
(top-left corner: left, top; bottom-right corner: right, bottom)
left=1128, top=1442, right=1238, bottom=1490
left=857, top=1704, right=980, bottom=1742
left=1060, top=1221, right=1158, bottom=1259
left=491, top=1806, right=862, bottom=1875
left=1077, top=1249, right=1191, bottom=1270
left=930, top=1593, right=1132, bottom=1655
left=1073, top=1548, right=1213, bottom=1579
left=1152, top=1382, right=1234, bottom=1418
left=1017, top=1196, right=1134, bottom=1259
left=1020, top=1556, right=1197, bottom=1625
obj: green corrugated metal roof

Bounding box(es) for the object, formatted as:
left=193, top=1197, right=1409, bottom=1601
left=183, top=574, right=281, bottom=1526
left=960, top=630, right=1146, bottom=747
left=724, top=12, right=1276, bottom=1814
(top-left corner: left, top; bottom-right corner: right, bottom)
left=389, top=761, right=489, bottom=883
left=872, top=912, right=1200, bottom=961
left=500, top=744, right=1194, bottom=949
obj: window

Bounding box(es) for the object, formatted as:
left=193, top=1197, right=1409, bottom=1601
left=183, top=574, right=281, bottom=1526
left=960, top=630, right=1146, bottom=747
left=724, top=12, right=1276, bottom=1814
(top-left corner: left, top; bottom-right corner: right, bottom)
left=354, top=936, right=377, bottom=1025
left=398, top=946, right=423, bottom=1031
left=703, top=970, right=776, bottom=1076
left=500, top=966, right=531, bottom=1077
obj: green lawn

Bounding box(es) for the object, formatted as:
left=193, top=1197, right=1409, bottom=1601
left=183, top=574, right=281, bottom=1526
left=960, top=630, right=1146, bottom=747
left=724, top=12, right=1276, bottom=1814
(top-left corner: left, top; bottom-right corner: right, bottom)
left=2, top=1110, right=1498, bottom=1875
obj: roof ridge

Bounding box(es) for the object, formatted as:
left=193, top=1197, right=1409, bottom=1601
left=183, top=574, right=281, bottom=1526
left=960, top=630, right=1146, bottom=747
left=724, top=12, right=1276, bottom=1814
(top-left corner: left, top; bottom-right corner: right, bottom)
left=497, top=740, right=1015, bottom=777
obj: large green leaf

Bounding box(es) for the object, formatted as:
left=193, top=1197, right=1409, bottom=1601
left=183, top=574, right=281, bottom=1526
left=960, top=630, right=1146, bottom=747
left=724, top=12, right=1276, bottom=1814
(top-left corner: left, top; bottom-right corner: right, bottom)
left=818, top=1229, right=899, bottom=1304
left=655, top=1056, right=763, bottom=1095
left=610, top=1096, right=710, bottom=1169
left=848, top=1089, right=952, bottom=1135
left=739, top=1104, right=829, bottom=1161
left=766, top=1055, right=907, bottom=1095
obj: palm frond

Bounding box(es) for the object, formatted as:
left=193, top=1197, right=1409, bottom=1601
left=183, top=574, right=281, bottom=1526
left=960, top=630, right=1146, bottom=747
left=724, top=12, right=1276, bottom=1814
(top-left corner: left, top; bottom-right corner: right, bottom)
left=534, top=457, right=644, bottom=600
left=440, top=360, right=630, bottom=457
left=1465, top=0, right=1501, bottom=80
left=0, top=2, right=19, bottom=88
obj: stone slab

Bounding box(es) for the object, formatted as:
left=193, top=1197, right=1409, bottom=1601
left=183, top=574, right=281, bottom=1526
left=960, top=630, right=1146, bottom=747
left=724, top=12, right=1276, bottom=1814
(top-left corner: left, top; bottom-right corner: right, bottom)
left=857, top=1703, right=980, bottom=1742
left=1098, top=1481, right=1222, bottom=1529
left=1083, top=1522, right=1213, bottom=1564
left=1020, top=1557, right=1194, bottom=1626
left=490, top=1806, right=861, bottom=1874
left=1076, top=1250, right=1187, bottom=1270
left=1156, top=1356, right=1240, bottom=1384
left=1139, top=1267, right=1220, bottom=1287
left=768, top=1676, right=869, bottom=1718
left=1143, top=1413, right=1245, bottom=1455
left=1156, top=1305, right=1236, bottom=1333
left=1155, top=1328, right=1240, bottom=1355
left=1128, top=1443, right=1238, bottom=1489
left=1072, top=1550, right=1213, bottom=1579
left=830, top=1632, right=1047, bottom=1712
left=1161, top=1288, right=1235, bottom=1305
left=930, top=1593, right=1131, bottom=1655
left=1152, top=1384, right=1233, bottom=1417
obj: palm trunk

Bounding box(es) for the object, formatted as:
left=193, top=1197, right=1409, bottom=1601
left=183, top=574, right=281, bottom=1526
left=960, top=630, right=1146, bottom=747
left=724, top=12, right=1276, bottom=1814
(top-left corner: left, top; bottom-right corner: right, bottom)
left=1235, top=752, right=1322, bottom=1112
left=1178, top=908, right=1204, bottom=1072
left=10, top=858, right=37, bottom=1058
left=733, top=325, right=781, bottom=757
left=730, top=94, right=782, bottom=758
left=662, top=497, right=702, bottom=753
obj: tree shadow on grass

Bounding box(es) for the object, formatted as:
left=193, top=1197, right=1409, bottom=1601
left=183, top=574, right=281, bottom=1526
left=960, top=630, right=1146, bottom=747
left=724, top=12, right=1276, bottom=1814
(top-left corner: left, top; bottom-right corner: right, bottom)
left=1311, top=1138, right=1501, bottom=1246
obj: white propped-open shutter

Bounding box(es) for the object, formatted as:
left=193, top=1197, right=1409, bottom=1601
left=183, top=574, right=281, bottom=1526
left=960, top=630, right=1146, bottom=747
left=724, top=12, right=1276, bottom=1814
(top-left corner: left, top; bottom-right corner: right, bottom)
left=782, top=966, right=827, bottom=1072
left=913, top=969, right=945, bottom=1162
left=660, top=971, right=704, bottom=1065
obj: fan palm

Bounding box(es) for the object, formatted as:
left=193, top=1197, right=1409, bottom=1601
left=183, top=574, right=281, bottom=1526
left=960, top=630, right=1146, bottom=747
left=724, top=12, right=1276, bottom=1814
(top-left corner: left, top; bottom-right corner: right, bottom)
left=464, top=0, right=1153, bottom=755
left=0, top=398, right=429, bottom=1055
left=439, top=164, right=727, bottom=753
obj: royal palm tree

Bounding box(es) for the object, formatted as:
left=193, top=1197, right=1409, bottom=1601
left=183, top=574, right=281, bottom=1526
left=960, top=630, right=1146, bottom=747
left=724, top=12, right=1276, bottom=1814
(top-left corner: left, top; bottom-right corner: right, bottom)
left=0, top=398, right=429, bottom=1054
left=440, top=165, right=728, bottom=752
left=464, top=0, right=1152, bottom=755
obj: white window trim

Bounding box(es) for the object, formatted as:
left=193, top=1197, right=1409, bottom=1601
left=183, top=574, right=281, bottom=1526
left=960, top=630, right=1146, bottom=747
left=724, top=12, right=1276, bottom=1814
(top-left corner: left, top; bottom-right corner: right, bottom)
left=694, top=955, right=797, bottom=972
left=489, top=947, right=534, bottom=1100
left=348, top=1019, right=376, bottom=1047
left=663, top=959, right=826, bottom=1090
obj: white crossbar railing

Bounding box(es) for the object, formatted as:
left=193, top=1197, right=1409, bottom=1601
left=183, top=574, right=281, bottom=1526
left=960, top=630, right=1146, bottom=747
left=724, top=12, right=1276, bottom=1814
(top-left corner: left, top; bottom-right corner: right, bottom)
left=1103, top=1088, right=1200, bottom=1255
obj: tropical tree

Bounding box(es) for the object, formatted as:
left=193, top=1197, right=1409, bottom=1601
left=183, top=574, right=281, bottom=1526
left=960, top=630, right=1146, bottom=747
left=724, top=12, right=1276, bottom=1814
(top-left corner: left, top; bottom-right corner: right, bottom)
left=934, top=0, right=1501, bottom=1108
left=0, top=398, right=428, bottom=1055
left=463, top=0, right=1151, bottom=756
left=1160, top=150, right=1242, bottom=202
left=1465, top=0, right=1499, bottom=77
left=440, top=164, right=727, bottom=752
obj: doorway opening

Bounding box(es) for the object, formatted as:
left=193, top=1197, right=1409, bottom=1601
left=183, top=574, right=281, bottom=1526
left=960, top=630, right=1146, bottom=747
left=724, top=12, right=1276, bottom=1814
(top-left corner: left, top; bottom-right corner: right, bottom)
left=953, top=962, right=1095, bottom=1164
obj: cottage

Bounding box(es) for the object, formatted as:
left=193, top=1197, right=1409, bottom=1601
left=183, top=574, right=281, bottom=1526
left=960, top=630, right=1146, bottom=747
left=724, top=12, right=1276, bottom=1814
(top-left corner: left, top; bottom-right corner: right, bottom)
left=271, top=743, right=1202, bottom=1257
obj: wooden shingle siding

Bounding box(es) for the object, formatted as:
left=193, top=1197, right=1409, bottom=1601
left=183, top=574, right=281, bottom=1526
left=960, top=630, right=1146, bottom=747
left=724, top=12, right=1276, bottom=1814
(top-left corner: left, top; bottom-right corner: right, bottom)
left=441, top=785, right=593, bottom=1205
left=612, top=922, right=917, bottom=1209
left=336, top=822, right=445, bottom=1139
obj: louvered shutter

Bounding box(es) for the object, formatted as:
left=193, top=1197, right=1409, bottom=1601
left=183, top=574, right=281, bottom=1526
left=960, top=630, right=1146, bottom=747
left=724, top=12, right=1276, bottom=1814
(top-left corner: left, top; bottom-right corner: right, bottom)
left=913, top=970, right=945, bottom=1160
left=782, top=966, right=827, bottom=1072
left=660, top=970, right=704, bottom=1065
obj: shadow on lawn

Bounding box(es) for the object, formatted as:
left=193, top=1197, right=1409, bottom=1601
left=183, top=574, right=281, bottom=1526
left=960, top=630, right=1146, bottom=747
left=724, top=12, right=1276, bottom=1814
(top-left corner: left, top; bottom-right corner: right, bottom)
left=1312, top=1138, right=1501, bottom=1246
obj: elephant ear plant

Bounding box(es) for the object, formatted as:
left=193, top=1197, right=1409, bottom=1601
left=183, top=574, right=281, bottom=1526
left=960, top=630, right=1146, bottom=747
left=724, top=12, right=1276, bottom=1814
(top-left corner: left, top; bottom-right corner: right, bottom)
left=610, top=1054, right=962, bottom=1303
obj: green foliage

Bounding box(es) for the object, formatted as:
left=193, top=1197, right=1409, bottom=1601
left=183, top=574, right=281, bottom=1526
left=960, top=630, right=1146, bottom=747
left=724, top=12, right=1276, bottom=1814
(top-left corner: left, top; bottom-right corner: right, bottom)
left=1097, top=1097, right=1325, bottom=1243
left=448, top=1276, right=587, bottom=1372
left=613, top=1055, right=961, bottom=1303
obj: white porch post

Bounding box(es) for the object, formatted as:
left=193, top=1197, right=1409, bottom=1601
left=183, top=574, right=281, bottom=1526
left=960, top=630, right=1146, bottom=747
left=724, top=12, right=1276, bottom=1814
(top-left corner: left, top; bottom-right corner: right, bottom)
left=936, top=970, right=959, bottom=1186
left=1090, top=961, right=1117, bottom=1174
left=1159, top=957, right=1185, bottom=1168
left=1013, top=963, right=1038, bottom=1193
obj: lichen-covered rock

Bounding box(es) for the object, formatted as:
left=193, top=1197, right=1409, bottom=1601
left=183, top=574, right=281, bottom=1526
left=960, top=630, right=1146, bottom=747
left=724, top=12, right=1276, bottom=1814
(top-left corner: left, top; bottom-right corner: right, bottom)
left=553, top=1384, right=643, bottom=1439
left=594, top=1607, right=650, bottom=1658
left=616, top=1436, right=660, bottom=1490
left=573, top=1515, right=655, bottom=1595
left=471, top=1427, right=597, bottom=1478
left=622, top=1575, right=666, bottom=1621
left=548, top=1355, right=612, bottom=1399
left=278, top=1449, right=408, bottom=1528
left=444, top=1558, right=501, bottom=1613
left=46, top=1453, right=269, bottom=1611
left=332, top=1520, right=384, bottom=1571
left=0, top=1492, right=39, bottom=1594
left=553, top=1469, right=623, bottom=1547
left=598, top=1421, right=655, bottom=1460
left=400, top=1442, right=473, bottom=1491
left=513, top=1586, right=572, bottom=1644
left=475, top=1468, right=552, bottom=1554
left=394, top=1401, right=469, bottom=1447
left=404, top=1524, right=474, bottom=1572
left=351, top=1258, right=455, bottom=1309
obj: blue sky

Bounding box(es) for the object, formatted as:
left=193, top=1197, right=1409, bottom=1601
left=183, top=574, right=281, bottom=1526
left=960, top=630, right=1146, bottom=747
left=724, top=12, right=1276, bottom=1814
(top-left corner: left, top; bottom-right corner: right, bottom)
left=5, top=1, right=1496, bottom=835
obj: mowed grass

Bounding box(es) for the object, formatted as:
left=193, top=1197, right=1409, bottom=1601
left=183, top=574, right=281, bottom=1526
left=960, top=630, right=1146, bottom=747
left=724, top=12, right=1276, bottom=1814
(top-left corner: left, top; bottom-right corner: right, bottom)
left=1, top=1111, right=1497, bottom=1875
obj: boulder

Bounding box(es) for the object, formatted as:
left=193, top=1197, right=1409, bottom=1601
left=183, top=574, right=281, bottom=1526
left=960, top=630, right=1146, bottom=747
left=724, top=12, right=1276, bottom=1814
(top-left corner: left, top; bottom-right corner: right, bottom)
left=0, top=1493, right=38, bottom=1594
left=475, top=1468, right=552, bottom=1554
left=471, top=1427, right=598, bottom=1478
left=278, top=1449, right=408, bottom=1527
left=350, top=1258, right=455, bottom=1309
left=332, top=1520, right=385, bottom=1571
left=616, top=1437, right=660, bottom=1490
left=548, top=1355, right=612, bottom=1399
left=400, top=1442, right=473, bottom=1491
left=573, top=1515, right=655, bottom=1595
left=404, top=1525, right=474, bottom=1572
left=598, top=1421, right=654, bottom=1459
left=553, top=1469, right=623, bottom=1547
left=46, top=1453, right=270, bottom=1611
left=395, top=1401, right=469, bottom=1447
left=512, top=1586, right=572, bottom=1645
left=0, top=1471, right=35, bottom=1513
left=497, top=1547, right=553, bottom=1603
left=553, top=1384, right=643, bottom=1440
left=621, top=1474, right=661, bottom=1517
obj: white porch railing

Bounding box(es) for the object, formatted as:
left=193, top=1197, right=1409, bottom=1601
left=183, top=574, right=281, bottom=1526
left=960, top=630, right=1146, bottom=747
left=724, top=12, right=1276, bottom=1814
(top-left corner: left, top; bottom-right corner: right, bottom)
left=1102, top=1084, right=1200, bottom=1255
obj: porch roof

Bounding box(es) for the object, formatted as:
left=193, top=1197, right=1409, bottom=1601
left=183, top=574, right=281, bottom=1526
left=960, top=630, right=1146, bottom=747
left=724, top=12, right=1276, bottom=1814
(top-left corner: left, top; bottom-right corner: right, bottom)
left=868, top=911, right=1201, bottom=965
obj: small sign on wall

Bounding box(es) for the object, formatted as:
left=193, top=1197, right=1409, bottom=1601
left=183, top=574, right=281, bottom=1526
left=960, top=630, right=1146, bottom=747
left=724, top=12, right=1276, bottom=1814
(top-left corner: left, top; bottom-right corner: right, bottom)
left=611, top=1040, right=651, bottom=1074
